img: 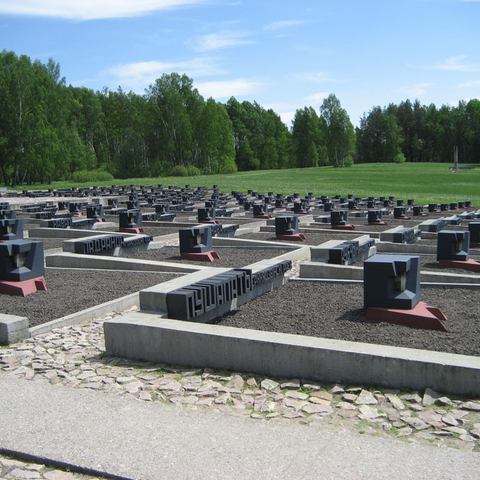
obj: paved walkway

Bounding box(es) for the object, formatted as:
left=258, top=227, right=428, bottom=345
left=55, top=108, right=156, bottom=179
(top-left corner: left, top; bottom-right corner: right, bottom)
left=1, top=308, right=480, bottom=479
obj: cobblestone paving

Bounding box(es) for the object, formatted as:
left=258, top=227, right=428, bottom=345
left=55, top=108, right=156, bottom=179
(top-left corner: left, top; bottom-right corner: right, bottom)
left=1, top=306, right=480, bottom=478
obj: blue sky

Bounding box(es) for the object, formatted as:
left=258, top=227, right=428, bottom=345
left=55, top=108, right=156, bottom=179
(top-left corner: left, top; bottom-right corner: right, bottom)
left=1, top=0, right=480, bottom=127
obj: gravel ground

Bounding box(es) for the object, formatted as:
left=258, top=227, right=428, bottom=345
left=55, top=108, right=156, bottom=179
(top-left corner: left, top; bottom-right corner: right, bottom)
left=128, top=245, right=292, bottom=268
left=0, top=269, right=178, bottom=327
left=236, top=231, right=361, bottom=245
left=217, top=281, right=480, bottom=356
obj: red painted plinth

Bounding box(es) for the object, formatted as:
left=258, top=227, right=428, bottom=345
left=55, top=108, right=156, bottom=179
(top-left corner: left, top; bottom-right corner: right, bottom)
left=0, top=276, right=47, bottom=297
left=294, top=211, right=310, bottom=215
left=180, top=251, right=220, bottom=262
left=199, top=220, right=219, bottom=224
left=254, top=215, right=272, bottom=219
left=72, top=212, right=84, bottom=216
left=470, top=243, right=480, bottom=248
left=276, top=234, right=306, bottom=241
left=368, top=221, right=387, bottom=226
left=414, top=213, right=429, bottom=217
left=332, top=224, right=356, bottom=230
left=366, top=301, right=448, bottom=332
left=95, top=218, right=106, bottom=222
left=395, top=216, right=411, bottom=220
left=438, top=258, right=480, bottom=273
left=119, top=227, right=144, bottom=234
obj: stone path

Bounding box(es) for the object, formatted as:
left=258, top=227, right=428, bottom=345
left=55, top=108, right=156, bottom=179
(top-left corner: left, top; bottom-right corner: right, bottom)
left=1, top=306, right=480, bottom=478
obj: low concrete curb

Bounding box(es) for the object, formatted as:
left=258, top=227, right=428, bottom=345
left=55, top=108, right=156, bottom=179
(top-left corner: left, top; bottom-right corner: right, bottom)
left=104, top=313, right=480, bottom=396
left=45, top=252, right=206, bottom=273
left=299, top=261, right=480, bottom=284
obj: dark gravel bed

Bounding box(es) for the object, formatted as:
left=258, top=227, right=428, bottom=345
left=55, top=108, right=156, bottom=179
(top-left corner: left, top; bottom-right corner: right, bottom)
left=217, top=281, right=480, bottom=356
left=142, top=226, right=183, bottom=237
left=29, top=237, right=65, bottom=251
left=127, top=246, right=292, bottom=268
left=0, top=269, right=178, bottom=327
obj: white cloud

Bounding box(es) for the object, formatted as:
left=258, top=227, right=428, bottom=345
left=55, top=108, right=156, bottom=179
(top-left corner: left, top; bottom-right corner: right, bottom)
left=296, top=72, right=338, bottom=83
left=305, top=92, right=329, bottom=105
left=264, top=20, right=310, bottom=30
left=0, top=0, right=204, bottom=20
left=456, top=79, right=480, bottom=88
left=400, top=83, right=432, bottom=96
left=412, top=55, right=480, bottom=72
left=194, top=79, right=263, bottom=99
left=104, top=57, right=226, bottom=91
left=192, top=30, right=254, bottom=52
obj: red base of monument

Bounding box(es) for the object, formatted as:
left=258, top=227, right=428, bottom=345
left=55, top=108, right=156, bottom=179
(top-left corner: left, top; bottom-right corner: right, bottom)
left=95, top=218, right=106, bottom=222
left=366, top=301, right=448, bottom=331
left=119, top=227, right=144, bottom=234
left=395, top=216, right=411, bottom=220
left=470, top=242, right=480, bottom=248
left=368, top=221, right=387, bottom=226
left=254, top=215, right=272, bottom=219
left=0, top=276, right=47, bottom=297
left=180, top=251, right=220, bottom=262
left=414, top=213, right=429, bottom=217
left=199, top=220, right=219, bottom=224
left=276, top=234, right=306, bottom=241
left=438, top=258, right=480, bottom=273
left=294, top=211, right=310, bottom=215
left=332, top=224, right=356, bottom=230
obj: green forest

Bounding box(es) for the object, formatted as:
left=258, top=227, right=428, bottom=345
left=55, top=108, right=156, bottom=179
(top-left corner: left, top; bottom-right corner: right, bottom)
left=1, top=50, right=480, bottom=187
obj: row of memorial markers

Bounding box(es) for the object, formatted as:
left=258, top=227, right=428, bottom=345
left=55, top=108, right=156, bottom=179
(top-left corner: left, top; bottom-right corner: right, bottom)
left=1, top=184, right=479, bottom=334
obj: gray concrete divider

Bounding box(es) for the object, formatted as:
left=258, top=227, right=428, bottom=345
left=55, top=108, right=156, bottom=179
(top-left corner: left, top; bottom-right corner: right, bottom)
left=104, top=313, right=480, bottom=396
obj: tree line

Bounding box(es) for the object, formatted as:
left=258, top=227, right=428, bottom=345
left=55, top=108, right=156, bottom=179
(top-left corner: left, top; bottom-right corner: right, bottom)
left=1, top=50, right=480, bottom=186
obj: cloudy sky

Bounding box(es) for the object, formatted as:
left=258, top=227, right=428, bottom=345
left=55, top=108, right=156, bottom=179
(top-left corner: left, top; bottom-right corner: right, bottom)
left=1, top=0, right=479, bottom=126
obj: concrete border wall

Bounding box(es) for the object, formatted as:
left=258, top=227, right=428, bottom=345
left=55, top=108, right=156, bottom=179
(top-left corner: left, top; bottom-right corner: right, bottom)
left=104, top=314, right=480, bottom=396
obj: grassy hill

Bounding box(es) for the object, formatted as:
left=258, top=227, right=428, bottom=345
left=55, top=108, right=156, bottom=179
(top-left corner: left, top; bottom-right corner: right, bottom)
left=6, top=163, right=480, bottom=205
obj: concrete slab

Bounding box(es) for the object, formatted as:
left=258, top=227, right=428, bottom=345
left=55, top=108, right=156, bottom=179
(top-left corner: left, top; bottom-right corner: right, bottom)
left=104, top=313, right=480, bottom=396
left=0, top=314, right=29, bottom=345
left=46, top=252, right=206, bottom=273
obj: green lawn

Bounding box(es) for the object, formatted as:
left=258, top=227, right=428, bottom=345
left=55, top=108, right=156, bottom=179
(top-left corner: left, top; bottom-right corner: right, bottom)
left=5, top=163, right=480, bottom=205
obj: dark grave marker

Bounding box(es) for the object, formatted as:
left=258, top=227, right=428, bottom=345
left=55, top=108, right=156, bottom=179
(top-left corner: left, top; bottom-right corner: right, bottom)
left=0, top=218, right=24, bottom=241
left=0, top=240, right=47, bottom=296
left=364, top=255, right=447, bottom=331
left=179, top=226, right=219, bottom=262
left=119, top=210, right=144, bottom=234
left=331, top=210, right=355, bottom=230
left=275, top=216, right=305, bottom=241
left=368, top=210, right=387, bottom=225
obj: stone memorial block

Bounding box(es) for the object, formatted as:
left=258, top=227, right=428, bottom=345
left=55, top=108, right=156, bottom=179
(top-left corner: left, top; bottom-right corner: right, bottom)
left=179, top=226, right=214, bottom=254
left=418, top=219, right=447, bottom=233
left=86, top=204, right=104, bottom=220
left=0, top=240, right=45, bottom=282
left=0, top=202, right=10, bottom=210
left=331, top=210, right=353, bottom=229
left=198, top=207, right=217, bottom=223
left=0, top=209, right=15, bottom=219
left=293, top=201, right=309, bottom=214
left=253, top=203, right=270, bottom=218
left=394, top=206, right=409, bottom=219
left=69, top=202, right=84, bottom=214
left=0, top=219, right=24, bottom=241
left=324, top=202, right=335, bottom=212
left=329, top=238, right=375, bottom=265
left=396, top=200, right=405, bottom=207
left=368, top=210, right=385, bottom=225
left=428, top=203, right=438, bottom=212
left=458, top=202, right=465, bottom=209
left=407, top=199, right=415, bottom=206
left=364, top=255, right=420, bottom=310
left=47, top=217, right=73, bottom=229
left=469, top=222, right=480, bottom=245
left=437, top=231, right=469, bottom=262
left=413, top=206, right=426, bottom=216
left=440, top=204, right=449, bottom=212
left=367, top=200, right=376, bottom=209
left=450, top=202, right=458, bottom=211
left=275, top=216, right=299, bottom=236
left=465, top=201, right=472, bottom=208
left=119, top=210, right=142, bottom=230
